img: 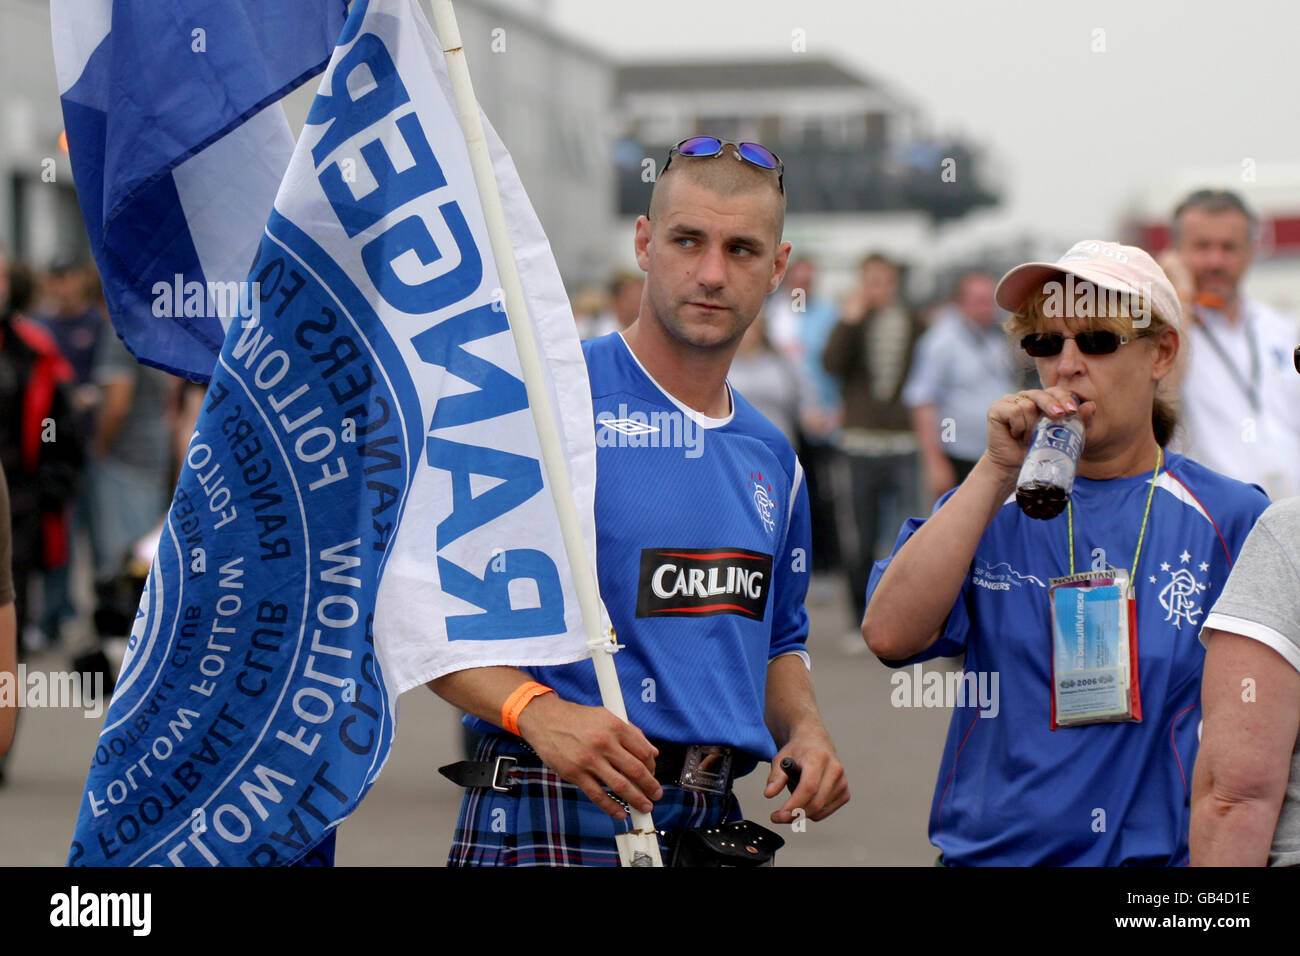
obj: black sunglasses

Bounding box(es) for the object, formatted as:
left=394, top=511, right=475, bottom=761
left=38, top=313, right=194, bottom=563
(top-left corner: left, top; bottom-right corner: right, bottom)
left=1020, top=330, right=1147, bottom=357
left=663, top=136, right=784, bottom=192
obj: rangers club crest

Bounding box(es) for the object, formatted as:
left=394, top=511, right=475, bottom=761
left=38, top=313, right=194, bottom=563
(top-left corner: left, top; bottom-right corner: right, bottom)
left=750, top=472, right=776, bottom=534
left=1149, top=549, right=1209, bottom=629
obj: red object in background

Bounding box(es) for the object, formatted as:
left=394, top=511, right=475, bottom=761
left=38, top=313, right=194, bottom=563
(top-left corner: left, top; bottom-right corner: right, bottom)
left=1133, top=215, right=1300, bottom=255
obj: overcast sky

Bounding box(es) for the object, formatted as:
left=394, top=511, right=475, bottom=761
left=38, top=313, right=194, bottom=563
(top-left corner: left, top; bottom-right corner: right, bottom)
left=549, top=0, right=1300, bottom=255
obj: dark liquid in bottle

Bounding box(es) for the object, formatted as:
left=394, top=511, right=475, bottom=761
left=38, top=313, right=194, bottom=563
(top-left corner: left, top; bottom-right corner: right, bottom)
left=1016, top=481, right=1067, bottom=520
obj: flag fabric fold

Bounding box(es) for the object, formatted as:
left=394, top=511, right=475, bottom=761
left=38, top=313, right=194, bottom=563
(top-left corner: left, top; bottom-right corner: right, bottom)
left=69, top=0, right=601, bottom=866
left=52, top=0, right=350, bottom=381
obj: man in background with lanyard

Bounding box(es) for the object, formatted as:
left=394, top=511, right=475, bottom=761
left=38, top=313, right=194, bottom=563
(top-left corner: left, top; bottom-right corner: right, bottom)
left=1161, top=188, right=1300, bottom=500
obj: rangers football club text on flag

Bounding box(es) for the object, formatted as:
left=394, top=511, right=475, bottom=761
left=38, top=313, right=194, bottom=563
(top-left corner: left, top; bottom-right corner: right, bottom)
left=69, top=0, right=600, bottom=865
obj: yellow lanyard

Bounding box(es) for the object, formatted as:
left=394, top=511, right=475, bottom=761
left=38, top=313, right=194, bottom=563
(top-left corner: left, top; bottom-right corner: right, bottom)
left=1066, top=447, right=1163, bottom=581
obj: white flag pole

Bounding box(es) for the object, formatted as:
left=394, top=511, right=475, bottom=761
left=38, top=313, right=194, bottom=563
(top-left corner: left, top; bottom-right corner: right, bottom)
left=429, top=0, right=663, bottom=867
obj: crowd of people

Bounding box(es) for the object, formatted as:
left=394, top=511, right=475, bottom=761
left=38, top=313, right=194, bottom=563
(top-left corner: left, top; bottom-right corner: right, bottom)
left=573, top=188, right=1300, bottom=658
left=0, top=248, right=196, bottom=784
left=549, top=179, right=1300, bottom=866
left=3, top=159, right=1299, bottom=866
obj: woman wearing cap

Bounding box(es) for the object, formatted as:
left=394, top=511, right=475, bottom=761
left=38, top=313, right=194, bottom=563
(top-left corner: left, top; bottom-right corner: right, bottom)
left=862, top=240, right=1270, bottom=866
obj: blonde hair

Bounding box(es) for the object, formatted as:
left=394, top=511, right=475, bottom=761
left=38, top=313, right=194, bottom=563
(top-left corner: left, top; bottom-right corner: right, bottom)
left=1003, top=279, right=1182, bottom=447
left=1004, top=281, right=1172, bottom=340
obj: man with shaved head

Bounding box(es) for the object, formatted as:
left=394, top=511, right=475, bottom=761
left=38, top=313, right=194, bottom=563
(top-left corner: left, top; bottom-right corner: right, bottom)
left=430, top=137, right=848, bottom=866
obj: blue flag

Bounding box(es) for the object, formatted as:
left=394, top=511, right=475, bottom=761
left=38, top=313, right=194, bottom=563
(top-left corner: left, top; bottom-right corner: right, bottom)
left=68, top=0, right=602, bottom=866
left=52, top=0, right=349, bottom=381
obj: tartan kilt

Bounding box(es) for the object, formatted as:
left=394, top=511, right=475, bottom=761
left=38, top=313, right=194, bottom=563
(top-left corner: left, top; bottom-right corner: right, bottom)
left=448, top=734, right=744, bottom=867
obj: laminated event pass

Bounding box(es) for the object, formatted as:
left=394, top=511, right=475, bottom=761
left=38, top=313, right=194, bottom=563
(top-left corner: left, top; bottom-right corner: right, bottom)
left=1048, top=569, right=1143, bottom=728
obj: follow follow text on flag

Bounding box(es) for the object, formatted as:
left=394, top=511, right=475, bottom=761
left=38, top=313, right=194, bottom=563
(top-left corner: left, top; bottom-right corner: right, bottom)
left=69, top=0, right=600, bottom=866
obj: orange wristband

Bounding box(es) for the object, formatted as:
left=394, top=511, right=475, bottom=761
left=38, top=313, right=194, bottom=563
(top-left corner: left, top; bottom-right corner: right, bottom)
left=501, top=681, right=554, bottom=736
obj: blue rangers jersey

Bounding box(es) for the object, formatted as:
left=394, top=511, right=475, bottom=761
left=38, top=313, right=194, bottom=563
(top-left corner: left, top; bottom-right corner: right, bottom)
left=467, top=332, right=812, bottom=763
left=866, top=454, right=1268, bottom=865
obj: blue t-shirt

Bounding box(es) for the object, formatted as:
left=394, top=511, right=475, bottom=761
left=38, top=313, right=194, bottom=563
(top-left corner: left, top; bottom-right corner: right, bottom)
left=469, top=333, right=812, bottom=762
left=865, top=454, right=1269, bottom=865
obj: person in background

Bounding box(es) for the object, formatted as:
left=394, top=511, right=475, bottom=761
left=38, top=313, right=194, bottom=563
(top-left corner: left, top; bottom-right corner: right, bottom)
left=169, top=379, right=207, bottom=488
left=1160, top=188, right=1300, bottom=500
left=88, top=325, right=175, bottom=582
left=0, top=249, right=81, bottom=640
left=767, top=257, right=843, bottom=581
left=727, top=313, right=804, bottom=443
left=33, top=258, right=104, bottom=413
left=31, top=258, right=106, bottom=647
left=0, top=247, right=82, bottom=784
left=823, top=252, right=924, bottom=626
left=579, top=270, right=643, bottom=340
left=903, top=271, right=1017, bottom=504
left=570, top=283, right=609, bottom=340
left=1, top=464, right=17, bottom=762
left=1191, top=345, right=1300, bottom=866
left=1193, top=495, right=1300, bottom=865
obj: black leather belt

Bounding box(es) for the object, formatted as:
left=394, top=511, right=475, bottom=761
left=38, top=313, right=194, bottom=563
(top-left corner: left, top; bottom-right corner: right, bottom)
left=439, top=753, right=524, bottom=792
left=438, top=739, right=738, bottom=795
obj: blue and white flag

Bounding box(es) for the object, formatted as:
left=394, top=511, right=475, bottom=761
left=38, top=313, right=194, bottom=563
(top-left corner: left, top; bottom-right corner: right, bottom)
left=52, top=0, right=350, bottom=381
left=70, top=0, right=601, bottom=866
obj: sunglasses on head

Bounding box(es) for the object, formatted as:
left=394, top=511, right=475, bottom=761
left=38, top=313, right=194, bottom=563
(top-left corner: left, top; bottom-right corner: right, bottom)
left=663, top=136, right=785, bottom=192
left=1020, top=330, right=1147, bottom=357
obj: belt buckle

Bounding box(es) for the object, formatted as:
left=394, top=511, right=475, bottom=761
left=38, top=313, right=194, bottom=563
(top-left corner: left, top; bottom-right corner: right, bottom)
left=678, top=745, right=732, bottom=794
left=491, top=755, right=517, bottom=792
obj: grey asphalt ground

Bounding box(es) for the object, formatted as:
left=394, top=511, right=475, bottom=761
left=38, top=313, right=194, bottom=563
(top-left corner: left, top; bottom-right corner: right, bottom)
left=0, top=576, right=953, bottom=866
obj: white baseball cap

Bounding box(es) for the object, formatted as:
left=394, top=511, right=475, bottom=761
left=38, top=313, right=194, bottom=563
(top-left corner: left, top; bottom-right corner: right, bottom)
left=995, top=239, right=1182, bottom=331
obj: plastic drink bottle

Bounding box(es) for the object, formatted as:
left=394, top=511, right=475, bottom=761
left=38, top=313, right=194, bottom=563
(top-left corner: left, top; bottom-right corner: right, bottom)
left=1016, top=414, right=1085, bottom=519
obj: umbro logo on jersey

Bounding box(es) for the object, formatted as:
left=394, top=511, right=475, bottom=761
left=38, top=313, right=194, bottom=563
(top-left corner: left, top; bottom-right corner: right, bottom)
left=595, top=407, right=704, bottom=458
left=636, top=547, right=773, bottom=620
left=600, top=418, right=660, bottom=436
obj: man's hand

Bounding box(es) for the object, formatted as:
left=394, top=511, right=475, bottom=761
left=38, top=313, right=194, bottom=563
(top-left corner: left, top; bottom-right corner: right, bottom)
left=763, top=727, right=849, bottom=824
left=427, top=665, right=662, bottom=821
left=516, top=692, right=663, bottom=820
left=763, top=655, right=849, bottom=825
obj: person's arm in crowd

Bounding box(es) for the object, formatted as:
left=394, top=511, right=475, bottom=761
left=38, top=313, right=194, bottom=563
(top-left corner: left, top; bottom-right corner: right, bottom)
left=912, top=403, right=956, bottom=502
left=862, top=385, right=1089, bottom=660
left=901, top=327, right=954, bottom=501
left=94, top=375, right=135, bottom=458
left=427, top=666, right=661, bottom=819
left=762, top=653, right=849, bottom=823
left=1191, top=631, right=1300, bottom=865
